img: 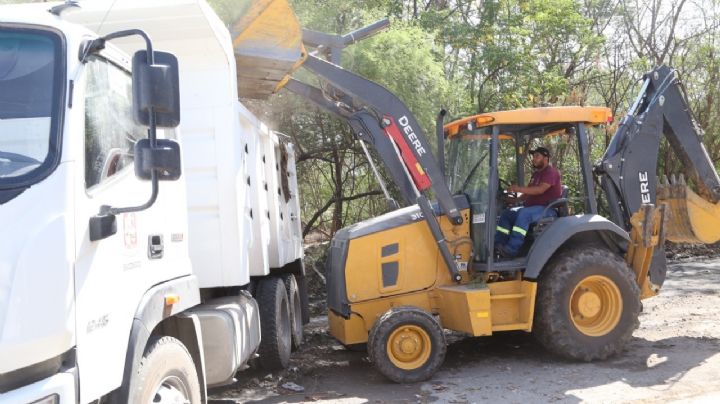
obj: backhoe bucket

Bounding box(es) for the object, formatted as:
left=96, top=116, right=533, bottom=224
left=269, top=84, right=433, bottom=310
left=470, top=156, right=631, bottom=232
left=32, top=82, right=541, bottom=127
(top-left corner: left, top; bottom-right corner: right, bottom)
left=232, top=0, right=305, bottom=99
left=658, top=175, right=720, bottom=244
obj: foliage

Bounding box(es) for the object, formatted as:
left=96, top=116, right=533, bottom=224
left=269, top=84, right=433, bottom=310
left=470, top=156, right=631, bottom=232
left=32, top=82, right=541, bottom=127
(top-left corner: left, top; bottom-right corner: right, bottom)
left=225, top=0, right=719, bottom=240
left=3, top=0, right=718, bottom=240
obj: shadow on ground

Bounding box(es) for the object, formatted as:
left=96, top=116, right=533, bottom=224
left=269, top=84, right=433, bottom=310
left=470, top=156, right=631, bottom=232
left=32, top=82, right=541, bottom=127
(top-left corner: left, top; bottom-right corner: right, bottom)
left=209, top=326, right=720, bottom=403
left=210, top=261, right=720, bottom=403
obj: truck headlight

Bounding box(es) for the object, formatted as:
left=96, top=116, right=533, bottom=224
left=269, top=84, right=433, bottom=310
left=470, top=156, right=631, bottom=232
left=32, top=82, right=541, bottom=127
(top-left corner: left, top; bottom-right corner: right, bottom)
left=29, top=394, right=59, bottom=404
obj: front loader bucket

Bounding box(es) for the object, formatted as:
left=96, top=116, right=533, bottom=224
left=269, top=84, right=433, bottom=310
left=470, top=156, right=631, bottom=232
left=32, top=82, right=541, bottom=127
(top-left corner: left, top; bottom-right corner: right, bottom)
left=658, top=175, right=720, bottom=244
left=232, top=0, right=305, bottom=99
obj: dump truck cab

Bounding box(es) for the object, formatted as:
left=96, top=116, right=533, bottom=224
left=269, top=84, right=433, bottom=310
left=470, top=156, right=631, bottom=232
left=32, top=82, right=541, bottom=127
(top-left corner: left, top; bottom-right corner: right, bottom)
left=1, top=1, right=309, bottom=402
left=0, top=6, right=192, bottom=401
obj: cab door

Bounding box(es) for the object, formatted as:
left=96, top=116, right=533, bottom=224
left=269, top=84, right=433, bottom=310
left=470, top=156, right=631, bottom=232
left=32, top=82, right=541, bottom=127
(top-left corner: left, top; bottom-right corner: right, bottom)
left=72, top=54, right=191, bottom=402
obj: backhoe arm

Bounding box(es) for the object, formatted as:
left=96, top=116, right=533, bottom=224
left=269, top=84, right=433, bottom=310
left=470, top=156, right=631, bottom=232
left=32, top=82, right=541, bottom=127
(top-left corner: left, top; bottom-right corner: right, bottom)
left=599, top=65, right=720, bottom=238
left=598, top=65, right=720, bottom=293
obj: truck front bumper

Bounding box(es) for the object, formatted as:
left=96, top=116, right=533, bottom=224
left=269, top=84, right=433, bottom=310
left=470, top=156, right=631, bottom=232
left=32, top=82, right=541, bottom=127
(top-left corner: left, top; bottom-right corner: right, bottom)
left=0, top=371, right=75, bottom=404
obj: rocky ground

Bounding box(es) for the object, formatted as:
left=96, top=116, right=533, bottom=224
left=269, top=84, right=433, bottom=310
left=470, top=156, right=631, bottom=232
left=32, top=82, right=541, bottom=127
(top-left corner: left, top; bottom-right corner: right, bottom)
left=209, top=253, right=720, bottom=403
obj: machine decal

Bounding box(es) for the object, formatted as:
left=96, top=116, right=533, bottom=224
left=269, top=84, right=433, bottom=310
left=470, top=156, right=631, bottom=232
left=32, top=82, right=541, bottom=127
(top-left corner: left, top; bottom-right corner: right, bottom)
left=639, top=171, right=651, bottom=203
left=86, top=314, right=109, bottom=334
left=381, top=243, right=399, bottom=257
left=397, top=115, right=427, bottom=156
left=472, top=213, right=486, bottom=224
left=382, top=115, right=432, bottom=191
left=123, top=261, right=141, bottom=271
left=381, top=261, right=399, bottom=287
left=123, top=212, right=137, bottom=250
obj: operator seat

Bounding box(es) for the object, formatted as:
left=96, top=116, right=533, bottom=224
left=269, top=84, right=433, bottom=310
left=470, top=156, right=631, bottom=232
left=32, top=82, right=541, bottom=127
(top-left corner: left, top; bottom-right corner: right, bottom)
left=531, top=185, right=569, bottom=236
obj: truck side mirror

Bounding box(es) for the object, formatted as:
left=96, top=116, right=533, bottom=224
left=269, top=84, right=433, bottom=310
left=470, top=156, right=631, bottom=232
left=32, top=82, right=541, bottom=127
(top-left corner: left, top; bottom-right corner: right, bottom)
left=134, top=138, right=182, bottom=181
left=132, top=50, right=180, bottom=128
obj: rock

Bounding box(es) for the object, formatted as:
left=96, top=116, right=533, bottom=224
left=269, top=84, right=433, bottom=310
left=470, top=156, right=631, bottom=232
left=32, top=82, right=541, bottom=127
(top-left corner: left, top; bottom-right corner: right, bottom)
left=281, top=382, right=305, bottom=392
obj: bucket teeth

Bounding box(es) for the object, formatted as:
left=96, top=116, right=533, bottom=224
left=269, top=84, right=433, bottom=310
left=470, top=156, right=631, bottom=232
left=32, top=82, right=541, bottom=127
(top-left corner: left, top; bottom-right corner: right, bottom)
left=659, top=174, right=720, bottom=244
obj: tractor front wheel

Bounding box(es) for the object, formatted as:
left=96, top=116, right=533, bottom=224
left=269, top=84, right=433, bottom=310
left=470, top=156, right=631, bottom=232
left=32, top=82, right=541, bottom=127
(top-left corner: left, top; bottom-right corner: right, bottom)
left=368, top=306, right=446, bottom=383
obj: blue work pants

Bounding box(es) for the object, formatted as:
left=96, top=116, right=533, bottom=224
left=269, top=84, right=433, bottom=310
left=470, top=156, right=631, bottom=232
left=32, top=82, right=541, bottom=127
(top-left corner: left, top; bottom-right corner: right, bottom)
left=494, top=205, right=556, bottom=254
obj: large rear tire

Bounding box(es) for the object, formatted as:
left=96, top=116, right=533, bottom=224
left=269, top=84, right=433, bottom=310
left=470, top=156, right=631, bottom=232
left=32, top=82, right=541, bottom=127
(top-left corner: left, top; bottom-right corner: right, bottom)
left=534, top=247, right=641, bottom=361
left=129, top=336, right=201, bottom=404
left=282, top=273, right=304, bottom=351
left=368, top=306, right=446, bottom=383
left=257, top=276, right=292, bottom=370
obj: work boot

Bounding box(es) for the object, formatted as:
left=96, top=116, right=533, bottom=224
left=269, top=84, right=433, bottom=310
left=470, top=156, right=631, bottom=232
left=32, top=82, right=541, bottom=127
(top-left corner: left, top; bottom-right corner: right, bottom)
left=496, top=244, right=517, bottom=258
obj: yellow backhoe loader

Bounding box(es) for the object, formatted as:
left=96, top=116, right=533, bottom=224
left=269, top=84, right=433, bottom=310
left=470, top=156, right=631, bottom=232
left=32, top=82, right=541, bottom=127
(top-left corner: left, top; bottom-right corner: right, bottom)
left=232, top=1, right=720, bottom=383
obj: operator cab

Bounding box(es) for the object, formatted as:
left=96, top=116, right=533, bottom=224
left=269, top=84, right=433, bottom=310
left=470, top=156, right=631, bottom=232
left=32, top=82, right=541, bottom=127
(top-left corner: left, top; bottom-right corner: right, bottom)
left=443, top=107, right=612, bottom=271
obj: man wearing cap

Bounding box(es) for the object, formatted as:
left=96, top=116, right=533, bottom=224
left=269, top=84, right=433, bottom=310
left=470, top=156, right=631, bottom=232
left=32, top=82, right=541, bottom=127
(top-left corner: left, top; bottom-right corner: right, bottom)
left=495, top=146, right=562, bottom=258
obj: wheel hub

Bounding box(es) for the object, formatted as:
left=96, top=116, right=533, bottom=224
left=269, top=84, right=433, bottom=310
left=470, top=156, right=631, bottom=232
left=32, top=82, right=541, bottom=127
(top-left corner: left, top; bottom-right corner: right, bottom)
left=577, top=290, right=602, bottom=317
left=569, top=275, right=623, bottom=337
left=153, top=376, right=190, bottom=404
left=387, top=325, right=431, bottom=370
left=398, top=333, right=419, bottom=354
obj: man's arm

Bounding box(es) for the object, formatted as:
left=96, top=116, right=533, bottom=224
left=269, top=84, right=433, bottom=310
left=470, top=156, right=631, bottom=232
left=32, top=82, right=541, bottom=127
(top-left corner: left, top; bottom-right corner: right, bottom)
left=509, top=182, right=551, bottom=196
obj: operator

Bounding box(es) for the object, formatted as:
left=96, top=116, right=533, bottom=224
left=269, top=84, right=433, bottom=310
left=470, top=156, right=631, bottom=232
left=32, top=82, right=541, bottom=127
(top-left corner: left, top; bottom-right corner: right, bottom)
left=495, top=146, right=562, bottom=258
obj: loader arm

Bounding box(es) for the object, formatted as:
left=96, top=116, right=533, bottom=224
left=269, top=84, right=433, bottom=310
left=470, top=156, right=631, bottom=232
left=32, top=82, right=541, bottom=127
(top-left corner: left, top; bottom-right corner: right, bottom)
left=597, top=65, right=720, bottom=291
left=280, top=22, right=465, bottom=282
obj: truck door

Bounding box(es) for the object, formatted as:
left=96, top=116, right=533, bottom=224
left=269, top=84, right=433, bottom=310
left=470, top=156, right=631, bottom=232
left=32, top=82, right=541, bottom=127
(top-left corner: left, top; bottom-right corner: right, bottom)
left=72, top=54, right=191, bottom=401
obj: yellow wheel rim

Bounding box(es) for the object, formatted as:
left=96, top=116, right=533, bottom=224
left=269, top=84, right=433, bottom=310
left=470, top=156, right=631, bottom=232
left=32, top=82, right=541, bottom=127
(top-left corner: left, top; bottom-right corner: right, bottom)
left=386, top=325, right=431, bottom=370
left=569, top=275, right=623, bottom=337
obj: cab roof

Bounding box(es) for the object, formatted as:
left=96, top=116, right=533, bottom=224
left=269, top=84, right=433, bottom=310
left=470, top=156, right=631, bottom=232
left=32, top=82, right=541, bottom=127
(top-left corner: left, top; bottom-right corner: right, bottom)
left=444, top=106, right=612, bottom=138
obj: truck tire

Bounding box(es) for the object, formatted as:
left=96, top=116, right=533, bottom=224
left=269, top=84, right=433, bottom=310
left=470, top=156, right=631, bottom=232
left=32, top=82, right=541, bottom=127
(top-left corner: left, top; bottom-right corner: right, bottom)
left=257, top=276, right=292, bottom=370
left=128, top=336, right=201, bottom=404
left=534, top=247, right=641, bottom=361
left=368, top=306, right=446, bottom=383
left=282, top=273, right=304, bottom=351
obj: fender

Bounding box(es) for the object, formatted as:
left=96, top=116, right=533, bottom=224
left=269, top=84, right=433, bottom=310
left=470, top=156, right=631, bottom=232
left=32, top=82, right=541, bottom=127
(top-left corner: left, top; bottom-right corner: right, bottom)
left=524, top=215, right=629, bottom=280
left=109, top=275, right=204, bottom=403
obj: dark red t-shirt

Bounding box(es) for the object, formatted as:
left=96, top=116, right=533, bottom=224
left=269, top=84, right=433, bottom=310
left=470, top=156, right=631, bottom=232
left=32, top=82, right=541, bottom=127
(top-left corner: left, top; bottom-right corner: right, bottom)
left=524, top=165, right=562, bottom=207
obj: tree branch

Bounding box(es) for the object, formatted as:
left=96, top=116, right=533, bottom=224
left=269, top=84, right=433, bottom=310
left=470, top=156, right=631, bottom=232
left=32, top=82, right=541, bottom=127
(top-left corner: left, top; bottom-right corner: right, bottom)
left=302, top=190, right=383, bottom=238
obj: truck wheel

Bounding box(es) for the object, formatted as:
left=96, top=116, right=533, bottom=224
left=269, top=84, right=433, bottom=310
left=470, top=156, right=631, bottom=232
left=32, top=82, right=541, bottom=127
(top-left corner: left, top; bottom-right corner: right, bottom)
left=282, top=273, right=304, bottom=351
left=257, top=276, right=292, bottom=370
left=368, top=306, right=446, bottom=383
left=534, top=247, right=641, bottom=361
left=129, top=336, right=201, bottom=404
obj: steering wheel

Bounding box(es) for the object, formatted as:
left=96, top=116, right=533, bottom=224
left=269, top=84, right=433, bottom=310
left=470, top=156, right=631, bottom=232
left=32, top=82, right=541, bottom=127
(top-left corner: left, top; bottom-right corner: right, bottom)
left=498, top=177, right=518, bottom=207
left=0, top=150, right=41, bottom=164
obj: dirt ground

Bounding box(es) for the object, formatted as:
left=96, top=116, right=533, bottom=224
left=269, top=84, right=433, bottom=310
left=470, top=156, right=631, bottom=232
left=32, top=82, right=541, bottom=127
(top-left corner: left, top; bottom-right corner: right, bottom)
left=209, top=257, right=720, bottom=403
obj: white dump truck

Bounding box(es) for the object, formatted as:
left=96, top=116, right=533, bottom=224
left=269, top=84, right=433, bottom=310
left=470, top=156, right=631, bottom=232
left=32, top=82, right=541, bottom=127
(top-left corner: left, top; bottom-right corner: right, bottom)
left=0, top=1, right=307, bottom=402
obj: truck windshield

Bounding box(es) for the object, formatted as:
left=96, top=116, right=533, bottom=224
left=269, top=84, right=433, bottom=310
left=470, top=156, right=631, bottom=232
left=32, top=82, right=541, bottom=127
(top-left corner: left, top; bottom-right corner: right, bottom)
left=0, top=28, right=62, bottom=188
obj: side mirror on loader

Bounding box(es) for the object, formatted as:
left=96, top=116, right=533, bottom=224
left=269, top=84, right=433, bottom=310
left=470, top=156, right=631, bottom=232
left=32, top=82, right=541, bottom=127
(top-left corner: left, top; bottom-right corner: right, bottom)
left=87, top=31, right=182, bottom=242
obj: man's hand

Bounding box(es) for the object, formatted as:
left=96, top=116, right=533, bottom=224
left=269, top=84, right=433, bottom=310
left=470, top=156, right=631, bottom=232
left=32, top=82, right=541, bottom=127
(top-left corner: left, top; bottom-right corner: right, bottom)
left=508, top=184, right=521, bottom=193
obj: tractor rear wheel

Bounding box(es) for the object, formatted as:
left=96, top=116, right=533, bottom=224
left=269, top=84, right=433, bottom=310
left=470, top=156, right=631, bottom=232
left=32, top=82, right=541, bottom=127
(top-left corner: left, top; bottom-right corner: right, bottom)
left=368, top=306, right=446, bottom=383
left=534, top=247, right=640, bottom=361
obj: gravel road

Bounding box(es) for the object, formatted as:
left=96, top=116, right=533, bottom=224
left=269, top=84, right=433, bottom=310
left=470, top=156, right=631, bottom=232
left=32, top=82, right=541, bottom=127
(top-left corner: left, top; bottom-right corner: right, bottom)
left=210, top=258, right=720, bottom=403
